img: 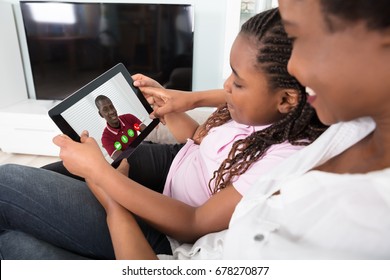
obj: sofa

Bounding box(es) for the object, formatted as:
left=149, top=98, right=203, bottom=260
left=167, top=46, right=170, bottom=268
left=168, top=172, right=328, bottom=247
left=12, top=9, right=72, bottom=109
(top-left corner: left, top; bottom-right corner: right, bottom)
left=144, top=108, right=213, bottom=144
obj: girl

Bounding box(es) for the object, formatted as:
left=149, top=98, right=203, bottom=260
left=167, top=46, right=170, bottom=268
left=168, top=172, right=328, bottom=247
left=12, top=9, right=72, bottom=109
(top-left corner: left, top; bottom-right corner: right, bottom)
left=0, top=8, right=326, bottom=259
left=128, top=0, right=390, bottom=259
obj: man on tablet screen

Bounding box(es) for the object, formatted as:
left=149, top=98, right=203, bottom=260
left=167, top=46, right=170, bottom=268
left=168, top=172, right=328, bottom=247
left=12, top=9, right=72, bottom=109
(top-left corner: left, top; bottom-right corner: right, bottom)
left=95, top=95, right=146, bottom=160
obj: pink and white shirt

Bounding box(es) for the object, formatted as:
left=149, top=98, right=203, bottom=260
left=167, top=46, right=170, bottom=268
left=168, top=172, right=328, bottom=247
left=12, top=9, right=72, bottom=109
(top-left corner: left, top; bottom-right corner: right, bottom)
left=163, top=120, right=304, bottom=207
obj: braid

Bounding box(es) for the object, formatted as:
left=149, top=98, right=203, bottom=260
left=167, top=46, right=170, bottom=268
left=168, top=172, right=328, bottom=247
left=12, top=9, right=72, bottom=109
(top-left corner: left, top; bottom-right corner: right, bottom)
left=197, top=105, right=231, bottom=140
left=203, top=8, right=328, bottom=194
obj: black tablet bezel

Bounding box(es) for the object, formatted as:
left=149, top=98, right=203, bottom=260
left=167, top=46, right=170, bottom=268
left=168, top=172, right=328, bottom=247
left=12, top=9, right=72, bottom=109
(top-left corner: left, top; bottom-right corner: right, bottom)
left=48, top=63, right=160, bottom=167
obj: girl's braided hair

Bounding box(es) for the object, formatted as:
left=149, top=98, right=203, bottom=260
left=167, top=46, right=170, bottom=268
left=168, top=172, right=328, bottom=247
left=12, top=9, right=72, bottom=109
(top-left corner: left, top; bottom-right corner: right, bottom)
left=198, top=8, right=328, bottom=194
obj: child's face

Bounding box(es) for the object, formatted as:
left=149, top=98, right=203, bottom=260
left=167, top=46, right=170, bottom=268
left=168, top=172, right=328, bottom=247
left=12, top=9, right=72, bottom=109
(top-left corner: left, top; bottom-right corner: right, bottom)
left=279, top=0, right=390, bottom=125
left=224, top=34, right=283, bottom=126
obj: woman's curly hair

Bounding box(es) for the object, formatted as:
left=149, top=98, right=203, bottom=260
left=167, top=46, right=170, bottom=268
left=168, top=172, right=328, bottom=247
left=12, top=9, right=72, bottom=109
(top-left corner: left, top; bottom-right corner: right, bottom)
left=198, top=8, right=328, bottom=194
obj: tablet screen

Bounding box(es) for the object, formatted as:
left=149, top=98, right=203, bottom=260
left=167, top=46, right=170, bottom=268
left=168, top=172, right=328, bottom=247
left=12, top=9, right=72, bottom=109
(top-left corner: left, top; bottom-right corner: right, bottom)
left=48, top=63, right=159, bottom=167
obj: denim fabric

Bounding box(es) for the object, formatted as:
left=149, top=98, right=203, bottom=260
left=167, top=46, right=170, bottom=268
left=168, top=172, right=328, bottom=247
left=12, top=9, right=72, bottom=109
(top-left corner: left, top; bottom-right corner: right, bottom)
left=0, top=164, right=114, bottom=259
left=0, top=142, right=183, bottom=259
left=0, top=231, right=90, bottom=260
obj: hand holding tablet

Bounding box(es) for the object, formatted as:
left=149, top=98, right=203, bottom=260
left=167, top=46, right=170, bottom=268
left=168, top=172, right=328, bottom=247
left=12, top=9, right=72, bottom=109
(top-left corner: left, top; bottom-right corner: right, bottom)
left=49, top=63, right=159, bottom=167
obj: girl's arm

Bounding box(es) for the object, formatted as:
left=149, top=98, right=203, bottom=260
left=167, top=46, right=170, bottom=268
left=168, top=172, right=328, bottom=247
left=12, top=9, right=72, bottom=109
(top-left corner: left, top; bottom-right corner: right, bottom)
left=141, top=88, right=225, bottom=143
left=86, top=176, right=157, bottom=259
left=132, top=74, right=225, bottom=115
left=54, top=133, right=242, bottom=243
left=132, top=74, right=225, bottom=142
left=106, top=207, right=158, bottom=259
left=96, top=165, right=242, bottom=243
left=160, top=111, right=201, bottom=144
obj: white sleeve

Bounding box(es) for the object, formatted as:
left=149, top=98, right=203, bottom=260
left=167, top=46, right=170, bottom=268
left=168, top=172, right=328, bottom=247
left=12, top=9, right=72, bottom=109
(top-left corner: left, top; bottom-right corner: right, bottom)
left=223, top=170, right=390, bottom=259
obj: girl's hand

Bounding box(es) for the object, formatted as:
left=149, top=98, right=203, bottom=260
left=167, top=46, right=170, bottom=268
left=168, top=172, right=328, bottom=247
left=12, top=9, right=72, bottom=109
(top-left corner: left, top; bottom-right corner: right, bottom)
left=140, top=87, right=193, bottom=124
left=116, top=158, right=130, bottom=177
left=132, top=73, right=193, bottom=124
left=86, top=178, right=117, bottom=212
left=132, top=73, right=169, bottom=123
left=132, top=73, right=164, bottom=89
left=87, top=159, right=129, bottom=212
left=52, top=130, right=110, bottom=180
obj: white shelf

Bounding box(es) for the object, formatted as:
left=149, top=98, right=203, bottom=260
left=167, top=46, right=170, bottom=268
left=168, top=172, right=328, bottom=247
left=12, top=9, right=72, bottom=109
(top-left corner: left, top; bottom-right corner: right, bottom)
left=0, top=99, right=62, bottom=156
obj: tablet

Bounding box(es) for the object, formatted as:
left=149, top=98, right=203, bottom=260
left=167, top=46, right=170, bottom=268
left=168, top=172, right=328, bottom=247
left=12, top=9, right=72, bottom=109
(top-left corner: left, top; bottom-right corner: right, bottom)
left=48, top=63, right=159, bottom=167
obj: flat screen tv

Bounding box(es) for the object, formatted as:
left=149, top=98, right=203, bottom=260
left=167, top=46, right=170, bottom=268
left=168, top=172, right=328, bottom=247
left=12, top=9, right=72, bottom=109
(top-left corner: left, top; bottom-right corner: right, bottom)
left=19, top=1, right=194, bottom=100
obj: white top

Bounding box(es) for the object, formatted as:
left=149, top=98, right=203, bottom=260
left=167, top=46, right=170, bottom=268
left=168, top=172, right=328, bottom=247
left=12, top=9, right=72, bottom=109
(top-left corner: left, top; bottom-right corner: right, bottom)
left=167, top=117, right=390, bottom=259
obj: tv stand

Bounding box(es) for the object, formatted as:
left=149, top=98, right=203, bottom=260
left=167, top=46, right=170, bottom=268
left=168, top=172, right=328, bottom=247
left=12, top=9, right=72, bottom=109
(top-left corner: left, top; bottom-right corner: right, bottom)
left=0, top=99, right=61, bottom=156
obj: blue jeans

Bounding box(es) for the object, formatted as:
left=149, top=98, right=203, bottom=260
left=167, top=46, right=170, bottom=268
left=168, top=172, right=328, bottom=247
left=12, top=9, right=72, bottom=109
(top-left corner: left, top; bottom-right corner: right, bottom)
left=0, top=142, right=183, bottom=259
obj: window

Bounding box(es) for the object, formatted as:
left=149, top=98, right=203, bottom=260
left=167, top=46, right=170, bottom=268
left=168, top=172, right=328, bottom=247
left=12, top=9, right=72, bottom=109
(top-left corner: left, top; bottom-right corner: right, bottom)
left=222, top=0, right=279, bottom=81
left=240, top=0, right=278, bottom=26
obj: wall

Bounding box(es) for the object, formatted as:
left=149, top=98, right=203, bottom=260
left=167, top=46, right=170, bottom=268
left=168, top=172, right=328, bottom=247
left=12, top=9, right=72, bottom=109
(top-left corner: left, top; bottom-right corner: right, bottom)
left=0, top=1, right=28, bottom=108
left=0, top=0, right=241, bottom=156
left=0, top=0, right=242, bottom=99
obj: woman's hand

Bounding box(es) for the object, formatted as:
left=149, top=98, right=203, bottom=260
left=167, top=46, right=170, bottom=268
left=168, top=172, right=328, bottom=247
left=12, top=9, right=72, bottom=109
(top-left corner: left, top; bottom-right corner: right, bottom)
left=52, top=130, right=110, bottom=180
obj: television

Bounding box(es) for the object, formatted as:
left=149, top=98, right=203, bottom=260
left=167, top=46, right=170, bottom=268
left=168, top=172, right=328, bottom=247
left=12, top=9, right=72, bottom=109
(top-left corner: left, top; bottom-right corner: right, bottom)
left=19, top=1, right=194, bottom=100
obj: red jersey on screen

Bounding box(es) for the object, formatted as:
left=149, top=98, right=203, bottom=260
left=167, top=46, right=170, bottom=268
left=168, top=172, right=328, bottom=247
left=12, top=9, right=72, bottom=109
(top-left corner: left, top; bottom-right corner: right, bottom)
left=101, top=114, right=142, bottom=157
